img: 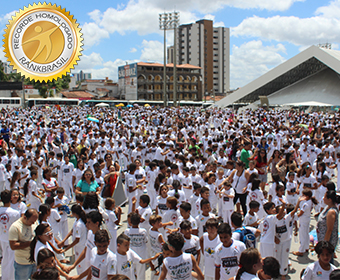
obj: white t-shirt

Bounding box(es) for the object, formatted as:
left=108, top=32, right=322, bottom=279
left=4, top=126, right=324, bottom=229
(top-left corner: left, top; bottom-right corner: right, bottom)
left=163, top=252, right=193, bottom=280
left=202, top=233, right=221, bottom=277
left=178, top=215, right=198, bottom=231
left=299, top=200, right=313, bottom=223
left=240, top=272, right=260, bottom=280
left=72, top=218, right=87, bottom=250
left=195, top=213, right=215, bottom=238
left=301, top=260, right=336, bottom=280
left=10, top=202, right=27, bottom=216
left=259, top=214, right=277, bottom=244
left=124, top=227, right=148, bottom=259
left=214, top=240, right=246, bottom=278
left=90, top=247, right=117, bottom=280
left=85, top=230, right=96, bottom=268
left=34, top=240, right=53, bottom=263
left=116, top=249, right=141, bottom=280
left=0, top=206, right=20, bottom=241
left=182, top=235, right=200, bottom=257
left=243, top=212, right=258, bottom=227
left=221, top=188, right=235, bottom=210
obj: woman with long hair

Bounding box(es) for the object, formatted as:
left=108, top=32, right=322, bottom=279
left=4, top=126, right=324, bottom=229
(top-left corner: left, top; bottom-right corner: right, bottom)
left=276, top=152, right=296, bottom=182
left=317, top=190, right=339, bottom=258
left=72, top=160, right=85, bottom=187
left=103, top=164, right=120, bottom=198
left=254, top=148, right=268, bottom=191
left=75, top=168, right=100, bottom=195
left=227, top=160, right=250, bottom=216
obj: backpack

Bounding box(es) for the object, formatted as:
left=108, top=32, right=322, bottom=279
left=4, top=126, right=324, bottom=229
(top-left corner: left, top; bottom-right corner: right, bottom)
left=234, top=226, right=256, bottom=248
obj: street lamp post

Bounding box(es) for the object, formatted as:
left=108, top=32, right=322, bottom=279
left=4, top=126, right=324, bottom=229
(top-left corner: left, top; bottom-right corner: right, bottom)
left=159, top=11, right=180, bottom=107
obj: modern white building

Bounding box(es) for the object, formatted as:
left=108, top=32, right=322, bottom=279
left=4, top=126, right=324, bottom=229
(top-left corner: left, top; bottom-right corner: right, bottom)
left=215, top=45, right=340, bottom=108
left=168, top=19, right=230, bottom=96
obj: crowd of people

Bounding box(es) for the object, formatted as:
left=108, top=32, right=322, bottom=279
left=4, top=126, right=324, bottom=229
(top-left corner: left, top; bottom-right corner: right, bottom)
left=0, top=105, right=340, bottom=279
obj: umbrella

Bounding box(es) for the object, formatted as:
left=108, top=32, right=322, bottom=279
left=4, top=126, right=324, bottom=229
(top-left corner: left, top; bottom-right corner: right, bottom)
left=144, top=104, right=151, bottom=107
left=87, top=116, right=99, bottom=123
left=116, top=103, right=125, bottom=107
left=126, top=104, right=133, bottom=108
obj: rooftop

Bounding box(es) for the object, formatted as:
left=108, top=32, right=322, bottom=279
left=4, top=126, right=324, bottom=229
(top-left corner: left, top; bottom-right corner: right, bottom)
left=61, top=91, right=95, bottom=99
left=137, top=62, right=201, bottom=69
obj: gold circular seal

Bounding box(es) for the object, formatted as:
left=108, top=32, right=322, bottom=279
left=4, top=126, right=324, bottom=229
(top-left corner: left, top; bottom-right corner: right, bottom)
left=2, top=3, right=83, bottom=82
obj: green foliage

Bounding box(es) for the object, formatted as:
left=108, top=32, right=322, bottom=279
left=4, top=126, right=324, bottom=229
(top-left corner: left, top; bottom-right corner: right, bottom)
left=26, top=75, right=71, bottom=98
left=0, top=60, right=9, bottom=82
left=0, top=62, right=70, bottom=97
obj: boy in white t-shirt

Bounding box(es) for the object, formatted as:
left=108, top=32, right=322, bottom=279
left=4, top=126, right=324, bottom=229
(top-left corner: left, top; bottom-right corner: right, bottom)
left=180, top=220, right=200, bottom=263
left=215, top=222, right=246, bottom=279
left=259, top=201, right=286, bottom=258
left=116, top=233, right=160, bottom=280
left=243, top=201, right=260, bottom=228
left=218, top=181, right=235, bottom=225
left=159, top=232, right=204, bottom=280
left=89, top=229, right=117, bottom=280
left=54, top=187, right=69, bottom=245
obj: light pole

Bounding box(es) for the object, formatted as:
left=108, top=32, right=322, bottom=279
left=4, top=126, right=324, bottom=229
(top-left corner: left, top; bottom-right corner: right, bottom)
left=159, top=11, right=180, bottom=107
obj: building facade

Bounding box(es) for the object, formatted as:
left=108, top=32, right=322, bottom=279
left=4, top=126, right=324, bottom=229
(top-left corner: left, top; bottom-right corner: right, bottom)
left=168, top=19, right=229, bottom=96
left=119, top=62, right=202, bottom=101
left=75, top=70, right=92, bottom=82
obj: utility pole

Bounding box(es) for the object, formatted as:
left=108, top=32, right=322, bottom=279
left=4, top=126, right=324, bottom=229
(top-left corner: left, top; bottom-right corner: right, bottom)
left=159, top=11, right=179, bottom=107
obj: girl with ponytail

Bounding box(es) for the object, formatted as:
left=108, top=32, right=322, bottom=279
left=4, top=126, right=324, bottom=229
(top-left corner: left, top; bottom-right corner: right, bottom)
left=168, top=180, right=186, bottom=204
left=235, top=248, right=262, bottom=280
left=58, top=204, right=87, bottom=275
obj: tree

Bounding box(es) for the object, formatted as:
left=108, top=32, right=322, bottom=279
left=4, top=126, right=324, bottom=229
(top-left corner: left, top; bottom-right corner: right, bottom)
left=0, top=60, right=9, bottom=82
left=26, top=75, right=71, bottom=98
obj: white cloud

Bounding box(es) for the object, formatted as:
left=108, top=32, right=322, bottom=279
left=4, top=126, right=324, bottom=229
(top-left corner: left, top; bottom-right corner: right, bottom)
left=81, top=22, right=110, bottom=47
left=315, top=0, right=340, bottom=19
left=82, top=0, right=300, bottom=39
left=140, top=40, right=164, bottom=62
left=230, top=40, right=286, bottom=88
left=129, top=48, right=137, bottom=53
left=74, top=52, right=104, bottom=71
left=231, top=15, right=340, bottom=46
left=0, top=10, right=16, bottom=25
left=145, top=0, right=304, bottom=13
left=72, top=39, right=164, bottom=81
left=214, top=21, right=225, bottom=27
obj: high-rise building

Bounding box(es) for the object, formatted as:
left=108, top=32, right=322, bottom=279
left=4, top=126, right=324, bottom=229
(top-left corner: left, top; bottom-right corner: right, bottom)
left=168, top=19, right=229, bottom=96
left=75, top=70, right=92, bottom=82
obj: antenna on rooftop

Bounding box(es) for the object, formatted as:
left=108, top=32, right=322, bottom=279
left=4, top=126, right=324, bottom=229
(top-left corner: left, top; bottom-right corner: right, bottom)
left=317, top=43, right=332, bottom=49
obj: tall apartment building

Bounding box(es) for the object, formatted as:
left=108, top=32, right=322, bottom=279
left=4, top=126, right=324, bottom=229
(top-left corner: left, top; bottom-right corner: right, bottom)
left=168, top=19, right=229, bottom=95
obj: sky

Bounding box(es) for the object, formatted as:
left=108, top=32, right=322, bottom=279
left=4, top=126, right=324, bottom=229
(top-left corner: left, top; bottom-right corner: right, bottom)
left=1, top=0, right=340, bottom=89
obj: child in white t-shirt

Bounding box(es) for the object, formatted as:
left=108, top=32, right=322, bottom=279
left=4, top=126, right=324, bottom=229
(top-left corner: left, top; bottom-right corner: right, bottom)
left=90, top=229, right=117, bottom=280
left=259, top=200, right=286, bottom=258
left=218, top=181, right=235, bottom=225
left=116, top=233, right=160, bottom=280
left=243, top=201, right=260, bottom=228
left=180, top=220, right=200, bottom=263
left=104, top=198, right=121, bottom=253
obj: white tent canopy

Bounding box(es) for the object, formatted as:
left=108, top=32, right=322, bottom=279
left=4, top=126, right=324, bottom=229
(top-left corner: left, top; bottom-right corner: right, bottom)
left=95, top=102, right=110, bottom=107
left=282, top=101, right=333, bottom=106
